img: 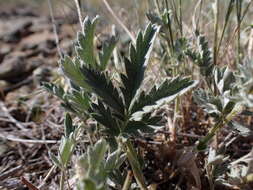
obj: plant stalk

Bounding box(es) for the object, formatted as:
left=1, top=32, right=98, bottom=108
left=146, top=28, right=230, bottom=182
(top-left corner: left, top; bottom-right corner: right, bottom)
left=125, top=140, right=147, bottom=190
left=213, top=0, right=219, bottom=66
left=217, top=0, right=235, bottom=57
left=236, top=0, right=242, bottom=64
left=122, top=171, right=133, bottom=190
left=60, top=171, right=65, bottom=190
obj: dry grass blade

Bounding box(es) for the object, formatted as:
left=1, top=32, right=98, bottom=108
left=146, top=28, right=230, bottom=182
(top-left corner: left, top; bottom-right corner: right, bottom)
left=102, top=0, right=135, bottom=43
left=0, top=134, right=59, bottom=144
left=73, top=0, right=83, bottom=27
left=47, top=0, right=63, bottom=59
left=0, top=165, right=23, bottom=181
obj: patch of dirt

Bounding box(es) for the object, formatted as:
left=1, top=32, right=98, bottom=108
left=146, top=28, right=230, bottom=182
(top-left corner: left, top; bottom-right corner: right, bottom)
left=0, top=2, right=76, bottom=189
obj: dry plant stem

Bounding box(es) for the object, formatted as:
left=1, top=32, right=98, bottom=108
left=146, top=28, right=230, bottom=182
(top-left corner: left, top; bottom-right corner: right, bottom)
left=213, top=0, right=219, bottom=66
left=220, top=1, right=252, bottom=62
left=122, top=171, right=133, bottom=190
left=164, top=0, right=174, bottom=49
left=0, top=165, right=22, bottom=181
left=217, top=0, right=234, bottom=57
left=74, top=0, right=83, bottom=28
left=155, top=0, right=161, bottom=14
left=192, top=0, right=203, bottom=32
left=102, top=0, right=135, bottom=43
left=179, top=0, right=183, bottom=36
left=156, top=130, right=203, bottom=139
left=236, top=0, right=242, bottom=64
left=38, top=165, right=56, bottom=188
left=248, top=29, right=253, bottom=57
left=0, top=134, right=59, bottom=144
left=172, top=63, right=180, bottom=141
left=47, top=0, right=63, bottom=59
left=0, top=101, right=28, bottom=131
left=171, top=0, right=181, bottom=35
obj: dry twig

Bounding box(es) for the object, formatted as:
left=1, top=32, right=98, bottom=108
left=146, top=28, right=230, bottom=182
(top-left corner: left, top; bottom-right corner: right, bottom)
left=0, top=133, right=59, bottom=144
left=102, top=0, right=135, bottom=43
left=0, top=101, right=28, bottom=131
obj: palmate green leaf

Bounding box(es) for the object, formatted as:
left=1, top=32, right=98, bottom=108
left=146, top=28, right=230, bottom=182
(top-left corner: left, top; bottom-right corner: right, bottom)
left=88, top=139, right=108, bottom=172
left=61, top=55, right=124, bottom=115
left=64, top=113, right=75, bottom=137
left=77, top=16, right=98, bottom=68
left=77, top=179, right=105, bottom=190
left=42, top=82, right=65, bottom=100
left=90, top=100, right=121, bottom=136
left=123, top=121, right=153, bottom=136
left=120, top=24, right=159, bottom=108
left=105, top=149, right=125, bottom=171
left=214, top=67, right=235, bottom=94
left=98, top=36, right=117, bottom=70
left=80, top=65, right=125, bottom=115
left=65, top=90, right=90, bottom=112
left=193, top=89, right=223, bottom=119
left=197, top=35, right=213, bottom=77
left=124, top=112, right=163, bottom=136
left=130, top=77, right=197, bottom=115
left=59, top=135, right=75, bottom=167
left=186, top=35, right=213, bottom=80
left=60, top=56, right=91, bottom=90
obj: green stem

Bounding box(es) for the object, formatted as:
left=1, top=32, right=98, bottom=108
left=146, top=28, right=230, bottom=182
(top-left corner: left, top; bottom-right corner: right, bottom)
left=125, top=140, right=147, bottom=190
left=197, top=119, right=223, bottom=150
left=122, top=171, right=133, bottom=190
left=60, top=171, right=65, bottom=190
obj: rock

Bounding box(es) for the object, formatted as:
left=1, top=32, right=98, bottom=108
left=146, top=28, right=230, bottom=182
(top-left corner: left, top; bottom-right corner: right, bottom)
left=1, top=20, right=33, bottom=43
left=39, top=39, right=56, bottom=50
left=20, top=30, right=57, bottom=56
left=30, top=17, right=51, bottom=33
left=38, top=39, right=57, bottom=57
left=13, top=6, right=38, bottom=17
left=5, top=85, right=31, bottom=103
left=0, top=45, right=12, bottom=55
left=20, top=30, right=55, bottom=49
left=0, top=56, right=43, bottom=82
left=0, top=45, right=12, bottom=63
left=0, top=80, right=9, bottom=89
left=21, top=43, right=38, bottom=51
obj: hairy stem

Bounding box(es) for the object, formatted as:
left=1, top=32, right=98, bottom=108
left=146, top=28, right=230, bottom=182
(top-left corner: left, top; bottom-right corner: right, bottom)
left=125, top=140, right=147, bottom=190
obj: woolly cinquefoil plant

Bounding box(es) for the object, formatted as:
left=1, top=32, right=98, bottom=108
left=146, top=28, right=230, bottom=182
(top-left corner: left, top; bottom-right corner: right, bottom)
left=44, top=16, right=197, bottom=189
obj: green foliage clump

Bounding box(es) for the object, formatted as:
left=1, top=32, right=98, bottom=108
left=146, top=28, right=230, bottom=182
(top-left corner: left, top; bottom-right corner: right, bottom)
left=43, top=16, right=197, bottom=189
